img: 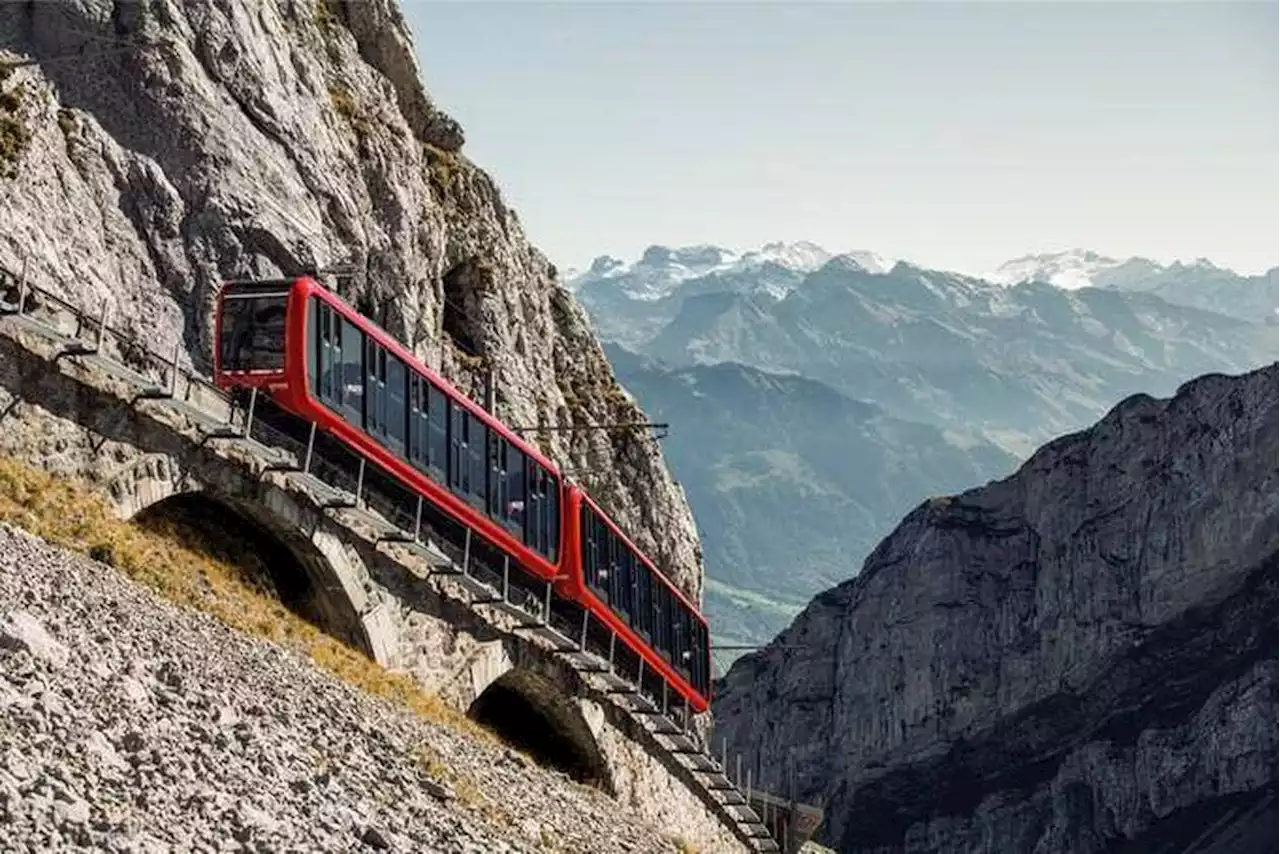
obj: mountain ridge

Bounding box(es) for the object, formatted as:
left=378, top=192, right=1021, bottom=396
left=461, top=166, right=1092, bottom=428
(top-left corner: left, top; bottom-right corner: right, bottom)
left=711, top=362, right=1278, bottom=852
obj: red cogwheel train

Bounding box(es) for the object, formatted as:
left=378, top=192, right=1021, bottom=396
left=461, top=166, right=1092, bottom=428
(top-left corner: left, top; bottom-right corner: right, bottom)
left=213, top=277, right=712, bottom=712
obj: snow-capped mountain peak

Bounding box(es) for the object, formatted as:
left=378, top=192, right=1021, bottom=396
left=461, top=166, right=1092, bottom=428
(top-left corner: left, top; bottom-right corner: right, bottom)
left=988, top=249, right=1123, bottom=289
left=985, top=249, right=1251, bottom=291
left=567, top=241, right=902, bottom=302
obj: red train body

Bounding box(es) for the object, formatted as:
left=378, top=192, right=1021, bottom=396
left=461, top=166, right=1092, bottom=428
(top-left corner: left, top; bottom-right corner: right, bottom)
left=213, top=276, right=711, bottom=712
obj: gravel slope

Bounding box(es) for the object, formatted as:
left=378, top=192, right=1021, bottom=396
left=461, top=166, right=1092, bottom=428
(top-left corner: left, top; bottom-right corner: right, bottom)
left=0, top=523, right=684, bottom=854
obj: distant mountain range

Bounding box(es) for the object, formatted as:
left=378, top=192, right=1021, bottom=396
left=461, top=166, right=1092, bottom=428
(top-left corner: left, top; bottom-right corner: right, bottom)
left=570, top=243, right=1278, bottom=652
left=605, top=344, right=1017, bottom=649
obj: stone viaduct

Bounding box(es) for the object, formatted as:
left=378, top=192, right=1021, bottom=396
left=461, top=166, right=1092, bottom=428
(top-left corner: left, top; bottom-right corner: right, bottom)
left=0, top=280, right=822, bottom=853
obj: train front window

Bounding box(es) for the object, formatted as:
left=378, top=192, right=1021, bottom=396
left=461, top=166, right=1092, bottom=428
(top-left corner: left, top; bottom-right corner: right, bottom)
left=220, top=291, right=288, bottom=372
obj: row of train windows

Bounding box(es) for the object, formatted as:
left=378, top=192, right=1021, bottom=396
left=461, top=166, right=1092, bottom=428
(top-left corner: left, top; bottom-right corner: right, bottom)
left=311, top=299, right=559, bottom=561
left=581, top=507, right=710, bottom=695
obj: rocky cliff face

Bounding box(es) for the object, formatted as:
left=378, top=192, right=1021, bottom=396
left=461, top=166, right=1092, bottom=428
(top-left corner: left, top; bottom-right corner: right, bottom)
left=712, top=364, right=1278, bottom=852
left=0, top=0, right=702, bottom=601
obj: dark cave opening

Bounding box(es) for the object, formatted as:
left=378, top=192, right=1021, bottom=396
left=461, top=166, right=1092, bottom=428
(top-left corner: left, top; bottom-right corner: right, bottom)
left=468, top=670, right=611, bottom=790
left=441, top=261, right=481, bottom=357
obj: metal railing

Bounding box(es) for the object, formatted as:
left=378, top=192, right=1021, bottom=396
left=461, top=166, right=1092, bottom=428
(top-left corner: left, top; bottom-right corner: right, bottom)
left=0, top=263, right=816, bottom=853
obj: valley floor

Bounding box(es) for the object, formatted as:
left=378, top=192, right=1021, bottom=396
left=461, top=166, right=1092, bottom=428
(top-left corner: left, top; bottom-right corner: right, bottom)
left=0, top=523, right=690, bottom=854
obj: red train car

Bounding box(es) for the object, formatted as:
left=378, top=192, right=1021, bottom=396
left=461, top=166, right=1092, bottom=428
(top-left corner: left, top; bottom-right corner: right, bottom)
left=213, top=276, right=712, bottom=712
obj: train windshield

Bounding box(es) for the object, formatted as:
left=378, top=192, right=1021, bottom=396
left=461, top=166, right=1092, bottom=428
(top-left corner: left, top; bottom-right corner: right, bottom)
left=219, top=285, right=289, bottom=373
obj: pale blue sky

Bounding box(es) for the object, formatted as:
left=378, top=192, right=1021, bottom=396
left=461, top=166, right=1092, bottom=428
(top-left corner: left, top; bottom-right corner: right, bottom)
left=404, top=1, right=1278, bottom=275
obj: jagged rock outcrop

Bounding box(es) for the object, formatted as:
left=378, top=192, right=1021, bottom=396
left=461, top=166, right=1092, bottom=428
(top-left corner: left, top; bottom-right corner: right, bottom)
left=712, top=364, right=1278, bottom=852
left=0, top=0, right=702, bottom=602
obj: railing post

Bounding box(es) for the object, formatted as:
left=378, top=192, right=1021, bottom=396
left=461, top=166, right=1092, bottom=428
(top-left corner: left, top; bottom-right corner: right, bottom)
left=413, top=495, right=423, bottom=543
left=243, top=387, right=258, bottom=439
left=95, top=296, right=110, bottom=352
left=608, top=631, right=616, bottom=673
left=736, top=754, right=742, bottom=790
left=303, top=422, right=317, bottom=475
left=746, top=767, right=753, bottom=815
left=502, top=555, right=510, bottom=603
left=354, top=457, right=366, bottom=508
left=637, top=656, right=645, bottom=695
left=16, top=256, right=28, bottom=315
left=720, top=737, right=728, bottom=775
left=461, top=527, right=472, bottom=576
left=662, top=681, right=669, bottom=717
left=542, top=580, right=553, bottom=626
left=579, top=609, right=589, bottom=651
left=167, top=341, right=180, bottom=397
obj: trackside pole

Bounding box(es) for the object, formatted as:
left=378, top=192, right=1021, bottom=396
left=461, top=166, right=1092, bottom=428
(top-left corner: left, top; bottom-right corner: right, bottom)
left=168, top=341, right=180, bottom=397
left=95, top=297, right=109, bottom=352
left=16, top=256, right=28, bottom=315
left=244, top=387, right=258, bottom=438
left=303, top=422, right=317, bottom=474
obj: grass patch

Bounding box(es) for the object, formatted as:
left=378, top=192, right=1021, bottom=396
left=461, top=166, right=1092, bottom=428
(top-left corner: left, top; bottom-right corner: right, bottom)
left=0, top=455, right=489, bottom=741
left=423, top=141, right=460, bottom=197
left=0, top=83, right=30, bottom=180
left=415, top=742, right=512, bottom=827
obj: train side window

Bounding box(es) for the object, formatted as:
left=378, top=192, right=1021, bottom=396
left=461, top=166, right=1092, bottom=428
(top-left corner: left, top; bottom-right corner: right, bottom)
left=426, top=381, right=448, bottom=481
left=385, top=354, right=406, bottom=453
left=527, top=466, right=545, bottom=556
left=408, top=375, right=425, bottom=466
left=676, top=609, right=692, bottom=676
left=467, top=413, right=487, bottom=509
left=620, top=547, right=636, bottom=623
left=365, top=340, right=385, bottom=437
left=635, top=562, right=652, bottom=640
left=448, top=401, right=465, bottom=493
left=524, top=465, right=559, bottom=562
left=315, top=301, right=339, bottom=406
left=698, top=622, right=710, bottom=694
left=582, top=506, right=600, bottom=590
left=545, top=475, right=559, bottom=562
left=338, top=318, right=364, bottom=427
left=505, top=446, right=525, bottom=534
left=487, top=432, right=507, bottom=521
left=655, top=585, right=670, bottom=659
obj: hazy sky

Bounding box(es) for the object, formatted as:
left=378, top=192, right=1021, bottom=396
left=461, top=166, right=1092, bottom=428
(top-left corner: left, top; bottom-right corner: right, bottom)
left=404, top=1, right=1278, bottom=275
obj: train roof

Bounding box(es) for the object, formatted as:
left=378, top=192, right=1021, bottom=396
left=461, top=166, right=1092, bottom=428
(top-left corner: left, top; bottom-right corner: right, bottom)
left=577, top=488, right=706, bottom=626
left=263, top=276, right=562, bottom=476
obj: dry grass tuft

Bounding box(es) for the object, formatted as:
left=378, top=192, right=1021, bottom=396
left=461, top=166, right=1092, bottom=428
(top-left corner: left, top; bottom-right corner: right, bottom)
left=414, top=742, right=512, bottom=827
left=0, top=455, right=487, bottom=740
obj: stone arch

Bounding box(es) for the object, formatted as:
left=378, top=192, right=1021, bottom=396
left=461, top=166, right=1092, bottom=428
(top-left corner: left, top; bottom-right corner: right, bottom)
left=105, top=454, right=385, bottom=664
left=468, top=667, right=613, bottom=790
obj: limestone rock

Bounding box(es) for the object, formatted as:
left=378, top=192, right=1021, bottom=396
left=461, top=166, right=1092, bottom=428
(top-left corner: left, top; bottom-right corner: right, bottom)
left=0, top=610, right=71, bottom=670
left=712, top=364, right=1279, bottom=852
left=0, top=522, right=734, bottom=853
left=0, top=0, right=702, bottom=603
